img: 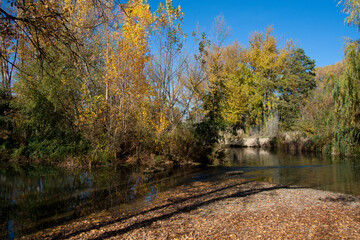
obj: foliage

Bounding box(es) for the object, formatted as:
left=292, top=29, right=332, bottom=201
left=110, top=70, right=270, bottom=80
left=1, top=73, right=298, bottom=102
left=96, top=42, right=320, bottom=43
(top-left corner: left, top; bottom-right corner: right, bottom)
left=333, top=40, right=360, bottom=155
left=278, top=48, right=316, bottom=129
left=13, top=47, right=90, bottom=162
left=202, top=27, right=316, bottom=138
left=339, top=0, right=360, bottom=30
left=292, top=61, right=342, bottom=153
left=326, top=0, right=360, bottom=155
left=2, top=0, right=360, bottom=166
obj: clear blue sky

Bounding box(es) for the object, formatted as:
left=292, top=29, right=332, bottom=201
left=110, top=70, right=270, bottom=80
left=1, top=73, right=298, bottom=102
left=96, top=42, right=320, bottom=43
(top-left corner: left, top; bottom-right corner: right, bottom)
left=150, top=0, right=359, bottom=67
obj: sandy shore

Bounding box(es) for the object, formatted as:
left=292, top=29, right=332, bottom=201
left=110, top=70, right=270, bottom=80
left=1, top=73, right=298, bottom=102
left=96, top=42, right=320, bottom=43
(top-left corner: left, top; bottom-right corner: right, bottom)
left=23, top=179, right=360, bottom=239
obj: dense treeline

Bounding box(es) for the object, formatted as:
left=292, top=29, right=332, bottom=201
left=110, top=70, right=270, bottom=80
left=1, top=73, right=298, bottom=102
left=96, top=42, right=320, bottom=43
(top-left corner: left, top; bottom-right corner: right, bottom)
left=300, top=0, right=360, bottom=156
left=0, top=0, right=359, bottom=166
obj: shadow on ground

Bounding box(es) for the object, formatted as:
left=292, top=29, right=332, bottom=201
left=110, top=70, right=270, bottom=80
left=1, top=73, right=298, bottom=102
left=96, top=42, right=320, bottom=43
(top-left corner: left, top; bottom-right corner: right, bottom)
left=44, top=181, right=302, bottom=240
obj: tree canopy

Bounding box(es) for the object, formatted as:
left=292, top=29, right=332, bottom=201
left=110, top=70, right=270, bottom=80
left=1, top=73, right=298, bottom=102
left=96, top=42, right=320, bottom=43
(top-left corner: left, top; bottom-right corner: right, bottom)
left=1, top=0, right=359, bottom=164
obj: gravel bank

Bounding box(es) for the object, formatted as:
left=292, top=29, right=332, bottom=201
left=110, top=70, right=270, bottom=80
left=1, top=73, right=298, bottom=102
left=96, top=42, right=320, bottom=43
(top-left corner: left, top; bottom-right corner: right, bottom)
left=23, top=179, right=360, bottom=239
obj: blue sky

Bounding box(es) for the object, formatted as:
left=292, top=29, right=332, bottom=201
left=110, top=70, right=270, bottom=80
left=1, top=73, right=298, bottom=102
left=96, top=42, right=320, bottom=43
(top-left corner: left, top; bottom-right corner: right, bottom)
left=150, top=0, right=359, bottom=67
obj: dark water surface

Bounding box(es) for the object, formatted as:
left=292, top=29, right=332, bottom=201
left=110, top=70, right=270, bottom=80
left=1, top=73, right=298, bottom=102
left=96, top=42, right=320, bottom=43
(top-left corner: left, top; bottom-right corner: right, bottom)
left=1, top=149, right=360, bottom=239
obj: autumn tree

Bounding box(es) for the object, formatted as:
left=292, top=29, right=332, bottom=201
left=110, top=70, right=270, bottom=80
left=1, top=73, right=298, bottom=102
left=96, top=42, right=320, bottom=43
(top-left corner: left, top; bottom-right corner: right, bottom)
left=202, top=14, right=231, bottom=124
left=149, top=0, right=186, bottom=130
left=221, top=55, right=255, bottom=128
left=331, top=0, right=360, bottom=154
left=293, top=62, right=343, bottom=152
left=339, top=0, right=360, bottom=30
left=205, top=27, right=315, bottom=137
left=239, top=27, right=288, bottom=129
left=3, top=0, right=113, bottom=163
left=333, top=40, right=360, bottom=154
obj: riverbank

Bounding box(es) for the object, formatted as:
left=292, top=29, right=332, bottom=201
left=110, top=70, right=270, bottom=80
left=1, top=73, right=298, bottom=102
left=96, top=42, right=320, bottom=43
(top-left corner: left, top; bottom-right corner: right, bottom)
left=23, top=179, right=360, bottom=239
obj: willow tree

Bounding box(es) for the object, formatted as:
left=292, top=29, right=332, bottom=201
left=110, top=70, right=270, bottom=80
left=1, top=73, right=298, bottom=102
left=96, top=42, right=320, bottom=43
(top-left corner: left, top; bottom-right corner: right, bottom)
left=339, top=0, right=360, bottom=30
left=332, top=1, right=360, bottom=154
left=333, top=40, right=360, bottom=154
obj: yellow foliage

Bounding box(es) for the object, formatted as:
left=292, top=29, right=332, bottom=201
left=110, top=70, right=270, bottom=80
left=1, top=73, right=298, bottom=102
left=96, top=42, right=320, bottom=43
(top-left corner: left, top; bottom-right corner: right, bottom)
left=74, top=0, right=182, bottom=153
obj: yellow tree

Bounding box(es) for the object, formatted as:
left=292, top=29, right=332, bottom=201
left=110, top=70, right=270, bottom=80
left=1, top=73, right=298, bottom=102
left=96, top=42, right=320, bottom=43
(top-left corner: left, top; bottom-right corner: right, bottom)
left=73, top=0, right=187, bottom=161
left=201, top=14, right=231, bottom=121
left=150, top=0, right=185, bottom=133
left=76, top=0, right=154, bottom=158
left=240, top=27, right=289, bottom=126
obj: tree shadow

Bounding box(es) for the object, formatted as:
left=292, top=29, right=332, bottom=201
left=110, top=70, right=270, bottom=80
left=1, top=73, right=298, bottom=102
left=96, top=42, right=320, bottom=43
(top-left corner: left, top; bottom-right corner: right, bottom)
left=320, top=195, right=359, bottom=203
left=49, top=181, right=303, bottom=240
left=91, top=184, right=304, bottom=240
left=50, top=181, right=252, bottom=239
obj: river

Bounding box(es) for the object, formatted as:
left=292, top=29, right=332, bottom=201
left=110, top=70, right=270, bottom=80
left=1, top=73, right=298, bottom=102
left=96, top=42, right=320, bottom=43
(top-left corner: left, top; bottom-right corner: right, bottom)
left=1, top=148, right=360, bottom=239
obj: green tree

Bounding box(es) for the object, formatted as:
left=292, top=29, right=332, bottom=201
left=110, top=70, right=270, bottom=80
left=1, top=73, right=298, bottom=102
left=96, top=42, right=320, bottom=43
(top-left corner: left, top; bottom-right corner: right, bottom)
left=278, top=48, right=316, bottom=129
left=296, top=62, right=342, bottom=152
left=14, top=46, right=89, bottom=161
left=331, top=0, right=360, bottom=155
left=333, top=40, right=360, bottom=154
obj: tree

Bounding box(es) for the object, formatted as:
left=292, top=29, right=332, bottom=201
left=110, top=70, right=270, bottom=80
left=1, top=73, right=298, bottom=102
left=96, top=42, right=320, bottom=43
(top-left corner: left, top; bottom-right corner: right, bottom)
left=241, top=26, right=288, bottom=127
left=339, top=0, right=360, bottom=30
left=278, top=48, right=316, bottom=129
left=0, top=0, right=112, bottom=62
left=293, top=62, right=342, bottom=152
left=14, top=46, right=87, bottom=160
left=332, top=0, right=360, bottom=154
left=74, top=0, right=155, bottom=160
left=220, top=43, right=249, bottom=126
left=333, top=40, right=360, bottom=154
left=149, top=0, right=186, bottom=130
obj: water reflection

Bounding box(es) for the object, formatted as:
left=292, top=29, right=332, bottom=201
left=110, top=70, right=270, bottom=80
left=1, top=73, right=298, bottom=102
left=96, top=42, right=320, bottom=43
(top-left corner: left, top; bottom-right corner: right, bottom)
left=0, top=164, right=203, bottom=239
left=1, top=150, right=360, bottom=239
left=225, top=148, right=360, bottom=196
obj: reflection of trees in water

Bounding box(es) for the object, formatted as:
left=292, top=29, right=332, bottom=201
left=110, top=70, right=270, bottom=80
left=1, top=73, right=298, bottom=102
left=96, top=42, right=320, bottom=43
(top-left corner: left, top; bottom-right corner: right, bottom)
left=0, top=168, right=97, bottom=238
left=226, top=148, right=279, bottom=166
left=225, top=148, right=360, bottom=196
left=0, top=165, right=201, bottom=238
left=1, top=153, right=359, bottom=238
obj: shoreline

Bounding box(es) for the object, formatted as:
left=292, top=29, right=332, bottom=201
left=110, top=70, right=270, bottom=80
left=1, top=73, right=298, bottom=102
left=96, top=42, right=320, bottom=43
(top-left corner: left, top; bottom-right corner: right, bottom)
left=22, top=179, right=360, bottom=239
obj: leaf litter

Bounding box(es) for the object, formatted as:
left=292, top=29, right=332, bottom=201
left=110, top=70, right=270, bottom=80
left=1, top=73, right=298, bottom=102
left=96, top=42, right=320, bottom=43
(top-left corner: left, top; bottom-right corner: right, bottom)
left=22, top=179, right=360, bottom=239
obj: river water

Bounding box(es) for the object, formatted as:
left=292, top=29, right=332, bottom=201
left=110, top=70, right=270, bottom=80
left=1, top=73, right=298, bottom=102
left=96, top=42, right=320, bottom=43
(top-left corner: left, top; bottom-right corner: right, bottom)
left=1, top=148, right=360, bottom=239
